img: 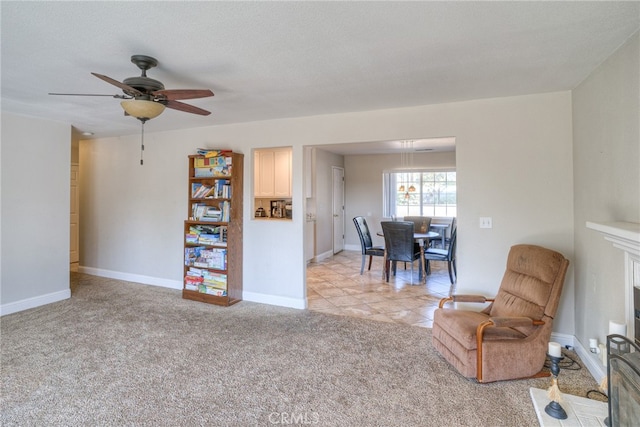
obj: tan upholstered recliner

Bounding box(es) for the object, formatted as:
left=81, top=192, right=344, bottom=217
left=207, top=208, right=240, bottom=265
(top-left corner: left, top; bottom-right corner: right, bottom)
left=432, top=244, right=569, bottom=383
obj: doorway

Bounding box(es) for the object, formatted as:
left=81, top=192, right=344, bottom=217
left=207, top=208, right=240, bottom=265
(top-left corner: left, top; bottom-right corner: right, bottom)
left=70, top=163, right=79, bottom=272
left=332, top=166, right=344, bottom=254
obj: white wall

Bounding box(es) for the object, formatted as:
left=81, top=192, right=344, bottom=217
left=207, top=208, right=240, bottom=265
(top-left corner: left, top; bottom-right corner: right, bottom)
left=1, top=113, right=71, bottom=315
left=78, top=91, right=575, bottom=329
left=572, top=32, right=640, bottom=351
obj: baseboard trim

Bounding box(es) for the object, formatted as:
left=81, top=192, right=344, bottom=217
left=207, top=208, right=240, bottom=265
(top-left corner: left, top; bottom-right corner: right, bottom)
left=78, top=267, right=307, bottom=309
left=550, top=331, right=574, bottom=348
left=242, top=291, right=306, bottom=309
left=0, top=289, right=71, bottom=316
left=314, top=250, right=334, bottom=262
left=549, top=332, right=606, bottom=383
left=78, top=266, right=183, bottom=290
left=574, top=338, right=607, bottom=383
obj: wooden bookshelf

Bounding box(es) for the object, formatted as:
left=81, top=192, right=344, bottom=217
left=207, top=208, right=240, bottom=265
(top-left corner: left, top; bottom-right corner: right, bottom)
left=182, top=151, right=243, bottom=306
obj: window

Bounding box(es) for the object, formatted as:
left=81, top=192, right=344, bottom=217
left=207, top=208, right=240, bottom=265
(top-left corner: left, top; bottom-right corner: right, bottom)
left=383, top=170, right=456, bottom=218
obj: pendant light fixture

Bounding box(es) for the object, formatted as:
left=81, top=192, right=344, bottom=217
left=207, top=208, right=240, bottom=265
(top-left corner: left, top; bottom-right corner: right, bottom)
left=398, top=140, right=415, bottom=195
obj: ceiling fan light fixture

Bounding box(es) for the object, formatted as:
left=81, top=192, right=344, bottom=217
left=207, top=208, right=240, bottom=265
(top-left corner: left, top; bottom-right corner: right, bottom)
left=120, top=100, right=165, bottom=120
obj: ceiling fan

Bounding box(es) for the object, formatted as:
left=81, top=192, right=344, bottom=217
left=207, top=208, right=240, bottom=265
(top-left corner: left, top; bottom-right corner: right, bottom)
left=49, top=54, right=214, bottom=121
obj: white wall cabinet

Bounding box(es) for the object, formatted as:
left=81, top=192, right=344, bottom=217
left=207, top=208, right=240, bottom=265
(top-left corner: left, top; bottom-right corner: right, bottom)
left=255, top=147, right=292, bottom=198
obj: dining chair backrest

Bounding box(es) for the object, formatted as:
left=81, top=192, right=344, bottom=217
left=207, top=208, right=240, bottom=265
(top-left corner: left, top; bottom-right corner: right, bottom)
left=353, top=216, right=374, bottom=253
left=381, top=221, right=416, bottom=263
left=431, top=216, right=456, bottom=240
left=448, top=228, right=457, bottom=259
left=403, top=216, right=432, bottom=233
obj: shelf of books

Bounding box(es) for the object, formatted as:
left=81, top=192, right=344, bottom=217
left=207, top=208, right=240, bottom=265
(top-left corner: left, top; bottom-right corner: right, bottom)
left=183, top=149, right=243, bottom=306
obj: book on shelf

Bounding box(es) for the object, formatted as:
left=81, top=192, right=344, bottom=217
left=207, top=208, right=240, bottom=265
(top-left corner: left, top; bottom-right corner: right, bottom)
left=185, top=246, right=205, bottom=266
left=194, top=156, right=226, bottom=168
left=190, top=203, right=230, bottom=222
left=185, top=275, right=204, bottom=285
left=191, top=203, right=207, bottom=220
left=193, top=154, right=232, bottom=177
left=191, top=183, right=203, bottom=197
left=187, top=267, right=227, bottom=281
left=197, top=284, right=227, bottom=296
left=220, top=201, right=230, bottom=222
left=187, top=267, right=206, bottom=276
left=196, top=166, right=231, bottom=177
left=185, top=247, right=227, bottom=269
left=197, top=233, right=218, bottom=245
left=191, top=181, right=231, bottom=200
left=212, top=180, right=231, bottom=199
left=202, top=206, right=222, bottom=221
left=203, top=272, right=227, bottom=287
left=184, top=283, right=199, bottom=292
left=187, top=225, right=227, bottom=245
left=192, top=183, right=215, bottom=199
left=196, top=149, right=232, bottom=158
left=189, top=224, right=219, bottom=235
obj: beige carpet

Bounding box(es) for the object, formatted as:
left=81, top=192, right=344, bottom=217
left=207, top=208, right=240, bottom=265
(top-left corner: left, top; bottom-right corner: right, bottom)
left=1, top=273, right=604, bottom=426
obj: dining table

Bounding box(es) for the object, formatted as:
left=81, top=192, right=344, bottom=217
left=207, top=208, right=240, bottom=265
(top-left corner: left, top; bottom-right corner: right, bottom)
left=377, top=230, right=439, bottom=283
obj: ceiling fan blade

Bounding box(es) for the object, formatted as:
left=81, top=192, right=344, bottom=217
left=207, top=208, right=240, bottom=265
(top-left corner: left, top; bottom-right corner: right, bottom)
left=164, top=100, right=211, bottom=116
left=49, top=93, right=127, bottom=98
left=91, top=72, right=144, bottom=97
left=153, top=89, right=214, bottom=101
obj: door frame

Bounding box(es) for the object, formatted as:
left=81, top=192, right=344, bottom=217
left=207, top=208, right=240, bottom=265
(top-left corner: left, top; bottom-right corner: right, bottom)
left=332, top=166, right=345, bottom=254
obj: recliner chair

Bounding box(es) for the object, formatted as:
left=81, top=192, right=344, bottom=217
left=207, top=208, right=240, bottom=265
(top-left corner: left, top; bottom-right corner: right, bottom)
left=432, top=244, right=569, bottom=383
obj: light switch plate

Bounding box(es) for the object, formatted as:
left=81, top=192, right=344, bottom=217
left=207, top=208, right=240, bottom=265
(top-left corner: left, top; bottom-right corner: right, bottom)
left=479, top=217, right=493, bottom=228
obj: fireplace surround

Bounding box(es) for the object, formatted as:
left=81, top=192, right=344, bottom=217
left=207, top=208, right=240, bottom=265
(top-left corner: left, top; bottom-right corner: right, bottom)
left=587, top=221, right=640, bottom=344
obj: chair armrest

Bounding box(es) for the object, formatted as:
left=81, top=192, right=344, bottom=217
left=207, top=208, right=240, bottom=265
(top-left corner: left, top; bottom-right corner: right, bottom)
left=484, top=316, right=545, bottom=328
left=438, top=295, right=494, bottom=308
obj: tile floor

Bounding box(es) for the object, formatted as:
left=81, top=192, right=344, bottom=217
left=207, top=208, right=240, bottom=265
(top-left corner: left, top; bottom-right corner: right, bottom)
left=306, top=250, right=455, bottom=328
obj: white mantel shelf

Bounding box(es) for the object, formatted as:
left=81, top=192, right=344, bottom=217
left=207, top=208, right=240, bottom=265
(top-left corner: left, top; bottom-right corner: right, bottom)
left=586, top=221, right=640, bottom=255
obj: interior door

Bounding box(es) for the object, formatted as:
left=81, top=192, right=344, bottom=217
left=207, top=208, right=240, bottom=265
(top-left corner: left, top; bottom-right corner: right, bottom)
left=332, top=166, right=345, bottom=254
left=70, top=164, right=79, bottom=271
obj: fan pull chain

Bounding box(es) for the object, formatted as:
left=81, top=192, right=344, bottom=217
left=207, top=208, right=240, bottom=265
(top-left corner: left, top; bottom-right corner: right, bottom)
left=140, top=120, right=145, bottom=165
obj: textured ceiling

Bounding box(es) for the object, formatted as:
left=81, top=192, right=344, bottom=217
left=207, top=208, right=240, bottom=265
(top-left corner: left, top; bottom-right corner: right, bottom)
left=2, top=1, right=639, bottom=145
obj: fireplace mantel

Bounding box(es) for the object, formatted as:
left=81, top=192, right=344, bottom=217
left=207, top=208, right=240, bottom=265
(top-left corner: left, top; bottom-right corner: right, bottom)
left=587, top=220, right=640, bottom=349
left=586, top=221, right=640, bottom=255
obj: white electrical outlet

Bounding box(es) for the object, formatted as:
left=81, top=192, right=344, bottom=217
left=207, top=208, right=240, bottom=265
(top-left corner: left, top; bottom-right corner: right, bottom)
left=479, top=217, right=493, bottom=229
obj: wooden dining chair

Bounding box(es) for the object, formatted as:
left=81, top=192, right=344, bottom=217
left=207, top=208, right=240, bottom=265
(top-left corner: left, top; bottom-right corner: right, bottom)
left=380, top=221, right=422, bottom=284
